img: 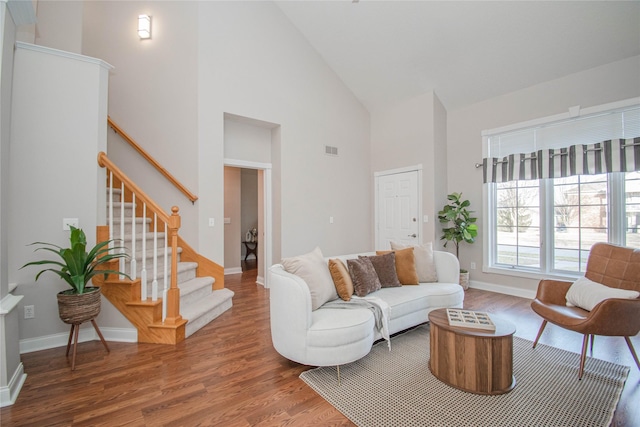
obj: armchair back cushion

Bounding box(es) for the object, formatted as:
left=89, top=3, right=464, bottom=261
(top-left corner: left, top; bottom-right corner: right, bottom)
left=585, top=242, right=640, bottom=292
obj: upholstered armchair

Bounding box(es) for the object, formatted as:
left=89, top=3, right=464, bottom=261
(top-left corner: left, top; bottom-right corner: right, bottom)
left=531, top=242, right=640, bottom=379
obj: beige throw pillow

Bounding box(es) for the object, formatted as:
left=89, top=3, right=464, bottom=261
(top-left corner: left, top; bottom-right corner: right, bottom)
left=328, top=259, right=354, bottom=301
left=282, top=247, right=338, bottom=310
left=390, top=241, right=438, bottom=283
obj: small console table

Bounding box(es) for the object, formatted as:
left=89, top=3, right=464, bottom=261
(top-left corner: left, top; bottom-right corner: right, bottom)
left=242, top=241, right=257, bottom=261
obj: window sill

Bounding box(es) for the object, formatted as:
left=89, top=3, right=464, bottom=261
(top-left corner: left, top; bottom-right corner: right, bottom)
left=483, top=266, right=580, bottom=283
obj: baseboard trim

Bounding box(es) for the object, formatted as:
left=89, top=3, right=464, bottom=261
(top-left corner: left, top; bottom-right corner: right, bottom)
left=469, top=280, right=536, bottom=300
left=224, top=267, right=243, bottom=275
left=0, top=362, right=26, bottom=407
left=256, top=276, right=265, bottom=287
left=19, top=326, right=137, bottom=354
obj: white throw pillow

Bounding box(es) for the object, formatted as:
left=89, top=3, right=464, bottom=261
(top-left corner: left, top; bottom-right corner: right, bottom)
left=390, top=241, right=438, bottom=282
left=281, top=247, right=338, bottom=311
left=566, top=276, right=639, bottom=311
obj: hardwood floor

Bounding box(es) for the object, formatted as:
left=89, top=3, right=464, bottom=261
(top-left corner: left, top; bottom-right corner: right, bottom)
left=2, top=271, right=638, bottom=426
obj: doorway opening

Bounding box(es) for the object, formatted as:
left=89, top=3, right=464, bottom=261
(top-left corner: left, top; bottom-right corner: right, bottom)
left=223, top=113, right=280, bottom=287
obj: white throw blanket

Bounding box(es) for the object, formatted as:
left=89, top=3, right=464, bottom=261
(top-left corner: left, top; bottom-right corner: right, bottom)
left=323, top=295, right=391, bottom=350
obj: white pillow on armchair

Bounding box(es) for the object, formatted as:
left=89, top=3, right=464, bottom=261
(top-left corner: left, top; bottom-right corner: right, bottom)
left=566, top=276, right=639, bottom=311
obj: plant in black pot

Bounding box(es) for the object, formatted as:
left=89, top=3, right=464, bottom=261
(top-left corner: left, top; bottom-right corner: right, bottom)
left=437, top=192, right=478, bottom=290
left=21, top=226, right=130, bottom=325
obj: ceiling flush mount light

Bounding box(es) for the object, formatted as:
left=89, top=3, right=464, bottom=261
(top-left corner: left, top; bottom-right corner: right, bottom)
left=138, top=14, right=151, bottom=39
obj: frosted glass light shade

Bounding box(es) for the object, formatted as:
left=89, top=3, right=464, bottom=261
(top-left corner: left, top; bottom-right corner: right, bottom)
left=138, top=15, right=151, bottom=39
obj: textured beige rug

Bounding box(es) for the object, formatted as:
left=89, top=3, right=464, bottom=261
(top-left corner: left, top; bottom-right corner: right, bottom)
left=300, top=324, right=629, bottom=427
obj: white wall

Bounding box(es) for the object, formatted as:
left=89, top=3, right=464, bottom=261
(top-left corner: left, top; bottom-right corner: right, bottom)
left=9, top=44, right=121, bottom=342
left=197, top=1, right=372, bottom=261
left=370, top=91, right=447, bottom=245
left=34, top=0, right=83, bottom=53
left=447, top=55, right=640, bottom=296
left=82, top=1, right=200, bottom=244
left=81, top=1, right=372, bottom=266
left=0, top=1, right=23, bottom=406
left=224, top=117, right=273, bottom=164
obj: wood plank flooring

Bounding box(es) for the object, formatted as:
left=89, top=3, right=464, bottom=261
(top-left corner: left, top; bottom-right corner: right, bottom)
left=2, top=269, right=638, bottom=426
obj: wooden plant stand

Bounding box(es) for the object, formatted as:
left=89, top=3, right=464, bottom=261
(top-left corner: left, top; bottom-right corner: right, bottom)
left=66, top=319, right=110, bottom=371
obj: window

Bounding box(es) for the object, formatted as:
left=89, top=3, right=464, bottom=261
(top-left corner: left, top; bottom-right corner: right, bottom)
left=496, top=180, right=540, bottom=268
left=484, top=100, right=640, bottom=278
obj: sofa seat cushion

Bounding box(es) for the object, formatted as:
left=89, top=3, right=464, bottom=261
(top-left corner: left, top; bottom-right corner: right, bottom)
left=371, top=283, right=463, bottom=319
left=309, top=307, right=375, bottom=348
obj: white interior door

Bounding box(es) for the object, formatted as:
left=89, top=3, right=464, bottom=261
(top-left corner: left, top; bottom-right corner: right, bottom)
left=376, top=170, right=420, bottom=250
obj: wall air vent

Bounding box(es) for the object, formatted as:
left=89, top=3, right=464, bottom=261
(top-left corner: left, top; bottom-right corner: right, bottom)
left=325, top=145, right=338, bottom=156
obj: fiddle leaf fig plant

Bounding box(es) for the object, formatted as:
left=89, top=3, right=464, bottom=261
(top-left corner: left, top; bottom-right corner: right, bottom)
left=438, top=192, right=478, bottom=269
left=21, top=226, right=131, bottom=294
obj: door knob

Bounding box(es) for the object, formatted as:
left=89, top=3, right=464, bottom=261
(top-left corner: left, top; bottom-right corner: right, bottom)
left=408, top=234, right=417, bottom=238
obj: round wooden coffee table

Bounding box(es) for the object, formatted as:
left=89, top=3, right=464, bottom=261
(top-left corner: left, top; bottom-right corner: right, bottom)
left=428, top=308, right=516, bottom=395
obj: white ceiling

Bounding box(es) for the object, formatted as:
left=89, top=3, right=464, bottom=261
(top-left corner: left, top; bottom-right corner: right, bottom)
left=276, top=1, right=640, bottom=112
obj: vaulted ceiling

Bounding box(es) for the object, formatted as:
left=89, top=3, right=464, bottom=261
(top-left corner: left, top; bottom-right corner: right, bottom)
left=276, top=1, right=640, bottom=112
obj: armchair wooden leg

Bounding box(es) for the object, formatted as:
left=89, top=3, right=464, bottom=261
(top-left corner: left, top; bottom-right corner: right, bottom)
left=533, top=320, right=547, bottom=348
left=579, top=334, right=589, bottom=380
left=624, top=337, right=640, bottom=370
left=336, top=365, right=341, bottom=386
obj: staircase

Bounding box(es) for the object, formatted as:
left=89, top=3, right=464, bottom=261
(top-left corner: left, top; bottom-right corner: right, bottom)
left=95, top=153, right=233, bottom=344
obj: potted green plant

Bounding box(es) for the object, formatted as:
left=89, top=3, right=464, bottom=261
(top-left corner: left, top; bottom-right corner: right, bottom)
left=437, top=192, right=478, bottom=290
left=21, top=226, right=130, bottom=324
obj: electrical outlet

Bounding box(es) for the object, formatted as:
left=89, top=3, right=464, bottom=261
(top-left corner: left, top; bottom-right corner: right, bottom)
left=208, top=218, right=215, bottom=227
left=470, top=262, right=476, bottom=270
left=24, top=305, right=35, bottom=319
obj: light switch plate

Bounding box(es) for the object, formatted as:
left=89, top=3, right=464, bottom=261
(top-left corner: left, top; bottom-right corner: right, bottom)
left=63, top=218, right=79, bottom=230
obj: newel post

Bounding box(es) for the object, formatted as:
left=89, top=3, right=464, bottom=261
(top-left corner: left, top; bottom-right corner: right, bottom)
left=164, top=206, right=183, bottom=325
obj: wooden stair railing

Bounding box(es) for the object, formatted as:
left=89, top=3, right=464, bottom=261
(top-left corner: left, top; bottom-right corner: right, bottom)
left=107, top=116, right=198, bottom=203
left=97, top=151, right=187, bottom=343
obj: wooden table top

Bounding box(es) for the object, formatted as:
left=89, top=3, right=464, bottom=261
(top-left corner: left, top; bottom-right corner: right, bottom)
left=429, top=308, right=516, bottom=338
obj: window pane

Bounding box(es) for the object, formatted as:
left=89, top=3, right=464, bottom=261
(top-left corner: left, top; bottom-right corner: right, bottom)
left=626, top=171, right=640, bottom=249
left=495, top=181, right=540, bottom=268
left=553, top=175, right=609, bottom=272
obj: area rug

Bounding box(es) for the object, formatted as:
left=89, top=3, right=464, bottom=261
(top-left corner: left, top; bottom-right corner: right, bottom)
left=300, top=325, right=629, bottom=427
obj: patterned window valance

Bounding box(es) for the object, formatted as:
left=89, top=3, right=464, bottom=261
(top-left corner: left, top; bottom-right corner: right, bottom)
left=483, top=137, right=640, bottom=183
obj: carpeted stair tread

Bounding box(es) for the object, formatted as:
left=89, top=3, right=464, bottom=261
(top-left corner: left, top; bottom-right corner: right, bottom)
left=183, top=289, right=234, bottom=338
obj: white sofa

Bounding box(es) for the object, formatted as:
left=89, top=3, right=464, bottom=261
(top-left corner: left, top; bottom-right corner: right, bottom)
left=268, top=250, right=464, bottom=367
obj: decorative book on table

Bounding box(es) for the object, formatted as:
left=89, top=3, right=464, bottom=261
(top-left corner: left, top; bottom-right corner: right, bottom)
left=446, top=309, right=496, bottom=331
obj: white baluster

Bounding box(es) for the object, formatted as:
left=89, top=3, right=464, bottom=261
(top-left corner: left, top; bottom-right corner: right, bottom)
left=152, top=213, right=158, bottom=301
left=141, top=203, right=147, bottom=301
left=108, top=172, right=114, bottom=245
left=163, top=222, right=168, bottom=322
left=130, top=193, right=137, bottom=280
left=119, top=181, right=125, bottom=279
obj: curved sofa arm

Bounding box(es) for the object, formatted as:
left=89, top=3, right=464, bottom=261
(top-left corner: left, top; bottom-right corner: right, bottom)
left=433, top=251, right=460, bottom=284
left=268, top=264, right=313, bottom=361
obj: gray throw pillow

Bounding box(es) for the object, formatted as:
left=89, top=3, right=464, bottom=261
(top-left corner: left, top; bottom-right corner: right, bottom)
left=348, top=257, right=382, bottom=297
left=359, top=252, right=401, bottom=288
